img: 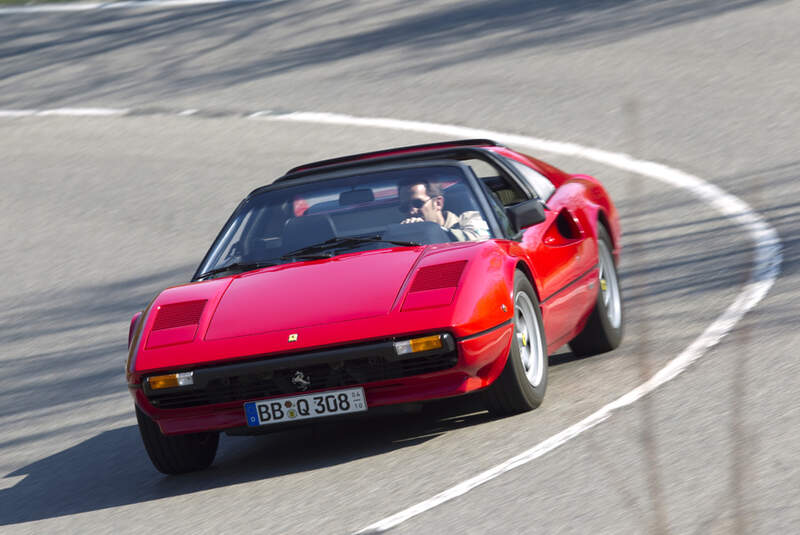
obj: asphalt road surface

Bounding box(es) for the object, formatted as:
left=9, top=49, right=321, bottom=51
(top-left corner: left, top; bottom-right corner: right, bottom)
left=1, top=1, right=799, bottom=533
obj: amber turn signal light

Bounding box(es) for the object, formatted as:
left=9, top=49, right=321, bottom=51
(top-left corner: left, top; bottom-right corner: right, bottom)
left=148, top=371, right=194, bottom=390
left=393, top=334, right=443, bottom=356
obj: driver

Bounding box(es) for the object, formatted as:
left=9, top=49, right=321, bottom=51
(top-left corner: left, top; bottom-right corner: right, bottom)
left=399, top=180, right=489, bottom=241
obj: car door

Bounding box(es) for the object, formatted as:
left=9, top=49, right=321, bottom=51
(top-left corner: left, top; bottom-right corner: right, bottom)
left=491, top=156, right=597, bottom=347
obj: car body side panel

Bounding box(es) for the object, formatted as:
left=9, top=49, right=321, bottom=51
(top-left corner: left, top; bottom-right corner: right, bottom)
left=514, top=183, right=597, bottom=345
left=499, top=239, right=593, bottom=354
left=498, top=169, right=620, bottom=350
left=569, top=174, right=622, bottom=258
left=541, top=267, right=600, bottom=349
left=541, top=175, right=621, bottom=347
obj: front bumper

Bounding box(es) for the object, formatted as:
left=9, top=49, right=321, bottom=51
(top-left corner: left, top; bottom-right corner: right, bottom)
left=131, top=323, right=513, bottom=435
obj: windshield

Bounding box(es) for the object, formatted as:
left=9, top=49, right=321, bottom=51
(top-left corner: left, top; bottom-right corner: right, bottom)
left=195, top=164, right=493, bottom=279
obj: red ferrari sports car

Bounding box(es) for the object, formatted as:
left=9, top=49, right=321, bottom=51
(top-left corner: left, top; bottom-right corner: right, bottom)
left=126, top=139, right=623, bottom=474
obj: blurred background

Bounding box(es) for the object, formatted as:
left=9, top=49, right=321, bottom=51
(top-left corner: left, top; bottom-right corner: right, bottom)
left=1, top=1, right=798, bottom=533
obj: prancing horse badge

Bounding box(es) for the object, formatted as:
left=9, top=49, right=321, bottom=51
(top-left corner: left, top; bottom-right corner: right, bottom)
left=292, top=371, right=311, bottom=391
left=288, top=333, right=298, bottom=342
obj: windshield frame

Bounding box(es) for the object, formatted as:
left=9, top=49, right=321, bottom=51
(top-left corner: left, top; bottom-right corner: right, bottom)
left=192, top=159, right=503, bottom=281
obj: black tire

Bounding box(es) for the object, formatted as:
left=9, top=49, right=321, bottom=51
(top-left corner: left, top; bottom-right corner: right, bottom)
left=569, top=225, right=624, bottom=356
left=484, top=271, right=548, bottom=416
left=136, top=405, right=219, bottom=475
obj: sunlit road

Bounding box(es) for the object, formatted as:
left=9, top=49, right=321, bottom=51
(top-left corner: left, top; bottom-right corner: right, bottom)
left=1, top=1, right=799, bottom=533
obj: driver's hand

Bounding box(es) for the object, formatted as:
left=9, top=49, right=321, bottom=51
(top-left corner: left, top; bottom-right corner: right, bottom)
left=401, top=217, right=424, bottom=224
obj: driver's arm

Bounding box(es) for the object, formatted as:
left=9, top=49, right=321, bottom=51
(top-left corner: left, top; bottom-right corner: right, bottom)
left=448, top=211, right=490, bottom=241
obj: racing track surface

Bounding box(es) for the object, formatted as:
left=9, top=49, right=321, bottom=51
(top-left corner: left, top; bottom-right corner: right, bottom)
left=1, top=1, right=799, bottom=533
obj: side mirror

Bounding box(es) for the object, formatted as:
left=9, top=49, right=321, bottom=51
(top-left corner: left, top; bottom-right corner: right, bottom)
left=506, top=200, right=546, bottom=234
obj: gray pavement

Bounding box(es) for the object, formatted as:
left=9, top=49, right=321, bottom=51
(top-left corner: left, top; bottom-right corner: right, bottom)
left=1, top=1, right=799, bottom=533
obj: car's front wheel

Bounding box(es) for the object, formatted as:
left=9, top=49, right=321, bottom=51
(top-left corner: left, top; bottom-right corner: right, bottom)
left=484, top=271, right=548, bottom=415
left=136, top=405, right=219, bottom=475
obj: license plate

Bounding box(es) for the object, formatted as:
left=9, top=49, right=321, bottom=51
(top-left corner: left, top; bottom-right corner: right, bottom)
left=244, top=387, right=367, bottom=427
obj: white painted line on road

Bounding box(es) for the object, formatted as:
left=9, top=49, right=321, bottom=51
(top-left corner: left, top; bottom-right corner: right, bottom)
left=0, top=110, right=37, bottom=117
left=256, top=112, right=781, bottom=534
left=247, top=110, right=273, bottom=118
left=0, top=3, right=95, bottom=13
left=0, top=108, right=129, bottom=117
left=0, top=0, right=261, bottom=15
left=37, top=107, right=130, bottom=116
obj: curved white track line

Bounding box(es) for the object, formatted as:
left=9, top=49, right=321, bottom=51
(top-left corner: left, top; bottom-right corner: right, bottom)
left=0, top=107, right=781, bottom=531
left=253, top=112, right=782, bottom=533
left=0, top=108, right=129, bottom=117
left=0, top=0, right=259, bottom=15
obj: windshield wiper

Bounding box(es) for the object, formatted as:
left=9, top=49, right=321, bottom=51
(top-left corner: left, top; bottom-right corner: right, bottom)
left=281, top=235, right=419, bottom=260
left=196, top=261, right=277, bottom=280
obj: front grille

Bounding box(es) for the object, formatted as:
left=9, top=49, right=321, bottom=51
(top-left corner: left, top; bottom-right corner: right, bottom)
left=147, top=346, right=457, bottom=410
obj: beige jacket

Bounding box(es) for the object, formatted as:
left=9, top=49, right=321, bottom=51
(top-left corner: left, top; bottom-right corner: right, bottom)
left=442, top=210, right=490, bottom=241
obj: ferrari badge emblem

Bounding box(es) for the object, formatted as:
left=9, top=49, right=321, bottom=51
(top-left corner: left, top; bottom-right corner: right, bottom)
left=292, top=371, right=311, bottom=391
left=288, top=333, right=298, bottom=342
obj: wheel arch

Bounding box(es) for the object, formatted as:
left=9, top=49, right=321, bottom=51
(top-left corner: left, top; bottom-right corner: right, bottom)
left=513, top=259, right=542, bottom=304
left=596, top=209, right=613, bottom=246
left=500, top=241, right=544, bottom=305
left=595, top=208, right=620, bottom=266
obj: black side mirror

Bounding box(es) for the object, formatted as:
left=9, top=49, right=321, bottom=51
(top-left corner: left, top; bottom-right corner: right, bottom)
left=506, top=199, right=546, bottom=234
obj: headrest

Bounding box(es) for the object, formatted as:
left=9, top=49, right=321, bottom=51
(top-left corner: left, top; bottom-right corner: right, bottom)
left=339, top=189, right=374, bottom=206
left=441, top=183, right=477, bottom=214
left=282, top=214, right=337, bottom=251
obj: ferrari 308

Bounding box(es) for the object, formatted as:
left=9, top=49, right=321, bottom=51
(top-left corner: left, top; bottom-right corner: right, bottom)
left=126, top=139, right=623, bottom=474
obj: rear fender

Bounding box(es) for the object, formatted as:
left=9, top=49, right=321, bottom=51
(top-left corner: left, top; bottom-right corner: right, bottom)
left=567, top=174, right=621, bottom=258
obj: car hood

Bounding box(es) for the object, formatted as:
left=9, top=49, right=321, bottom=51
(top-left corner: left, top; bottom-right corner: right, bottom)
left=130, top=241, right=506, bottom=374
left=204, top=248, right=421, bottom=340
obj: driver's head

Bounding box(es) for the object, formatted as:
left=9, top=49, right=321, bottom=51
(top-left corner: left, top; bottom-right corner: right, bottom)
left=399, top=180, right=445, bottom=225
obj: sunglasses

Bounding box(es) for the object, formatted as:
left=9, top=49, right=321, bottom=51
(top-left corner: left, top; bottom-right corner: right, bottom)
left=399, top=196, right=434, bottom=212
